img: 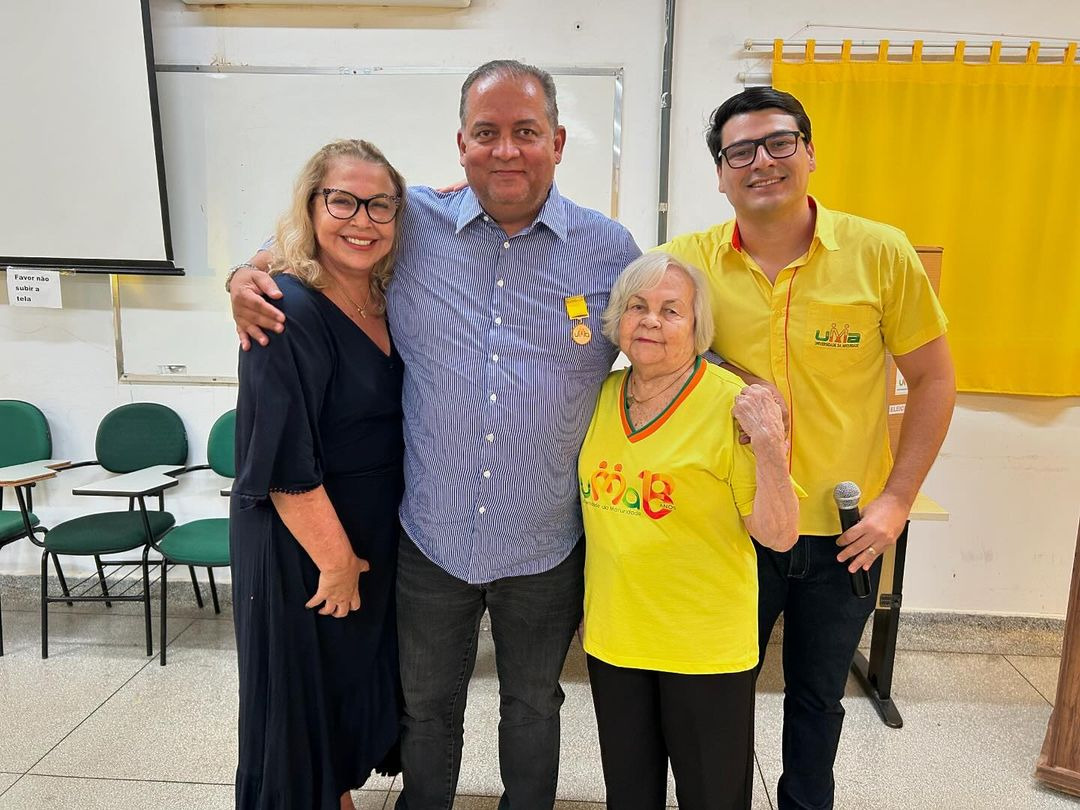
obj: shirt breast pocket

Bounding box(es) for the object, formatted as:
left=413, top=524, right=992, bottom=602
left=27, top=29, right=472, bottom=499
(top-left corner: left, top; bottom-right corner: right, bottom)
left=803, top=302, right=881, bottom=376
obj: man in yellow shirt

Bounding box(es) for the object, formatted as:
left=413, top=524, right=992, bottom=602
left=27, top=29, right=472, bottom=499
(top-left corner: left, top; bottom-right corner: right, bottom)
left=661, top=87, right=956, bottom=810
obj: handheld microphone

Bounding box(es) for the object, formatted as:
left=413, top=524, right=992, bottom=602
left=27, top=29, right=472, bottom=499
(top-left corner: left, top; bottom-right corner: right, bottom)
left=833, top=481, right=872, bottom=599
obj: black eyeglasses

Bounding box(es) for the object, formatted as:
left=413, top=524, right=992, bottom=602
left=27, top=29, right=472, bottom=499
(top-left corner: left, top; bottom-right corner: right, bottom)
left=718, top=130, right=805, bottom=169
left=313, top=188, right=401, bottom=223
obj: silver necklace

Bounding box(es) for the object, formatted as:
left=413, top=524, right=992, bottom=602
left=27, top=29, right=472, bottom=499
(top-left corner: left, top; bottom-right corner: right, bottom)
left=625, top=360, right=695, bottom=407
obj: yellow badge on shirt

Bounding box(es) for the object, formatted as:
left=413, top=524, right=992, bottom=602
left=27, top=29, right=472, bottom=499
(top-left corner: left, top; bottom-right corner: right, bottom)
left=565, top=295, right=591, bottom=344
left=564, top=295, right=589, bottom=320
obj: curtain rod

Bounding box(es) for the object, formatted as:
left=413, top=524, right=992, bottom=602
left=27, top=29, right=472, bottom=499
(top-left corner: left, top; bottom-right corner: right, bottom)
left=739, top=38, right=1077, bottom=83
left=743, top=38, right=1077, bottom=53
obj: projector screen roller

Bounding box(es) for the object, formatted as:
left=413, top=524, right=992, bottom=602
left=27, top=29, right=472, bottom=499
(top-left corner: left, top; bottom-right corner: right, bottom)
left=0, top=0, right=179, bottom=274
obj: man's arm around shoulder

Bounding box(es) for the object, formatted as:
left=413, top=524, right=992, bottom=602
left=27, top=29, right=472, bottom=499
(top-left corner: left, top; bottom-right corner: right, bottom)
left=229, top=249, right=286, bottom=350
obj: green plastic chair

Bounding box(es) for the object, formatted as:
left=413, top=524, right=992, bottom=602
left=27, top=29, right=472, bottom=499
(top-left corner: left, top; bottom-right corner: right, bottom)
left=0, top=400, right=55, bottom=656
left=39, top=403, right=188, bottom=658
left=153, top=410, right=235, bottom=665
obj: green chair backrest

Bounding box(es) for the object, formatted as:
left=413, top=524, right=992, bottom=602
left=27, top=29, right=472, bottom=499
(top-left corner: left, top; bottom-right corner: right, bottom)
left=0, top=400, right=51, bottom=466
left=206, top=410, right=236, bottom=479
left=96, top=403, right=188, bottom=474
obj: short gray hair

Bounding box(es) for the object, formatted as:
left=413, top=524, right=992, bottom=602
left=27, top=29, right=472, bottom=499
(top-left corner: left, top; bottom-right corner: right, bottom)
left=459, top=59, right=559, bottom=129
left=601, top=252, right=714, bottom=355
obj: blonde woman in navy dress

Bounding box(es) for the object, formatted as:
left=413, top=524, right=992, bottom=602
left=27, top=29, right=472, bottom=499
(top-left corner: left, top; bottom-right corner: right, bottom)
left=231, top=140, right=406, bottom=810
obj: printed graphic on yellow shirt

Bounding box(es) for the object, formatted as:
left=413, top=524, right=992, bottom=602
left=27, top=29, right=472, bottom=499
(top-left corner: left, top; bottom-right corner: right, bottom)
left=579, top=460, right=675, bottom=520
left=814, top=321, right=862, bottom=348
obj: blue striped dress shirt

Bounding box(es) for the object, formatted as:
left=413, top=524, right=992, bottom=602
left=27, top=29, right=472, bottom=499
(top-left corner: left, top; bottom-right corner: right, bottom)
left=387, top=185, right=641, bottom=583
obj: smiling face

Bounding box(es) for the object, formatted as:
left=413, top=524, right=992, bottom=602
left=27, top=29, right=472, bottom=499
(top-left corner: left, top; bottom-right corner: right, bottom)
left=618, top=265, right=698, bottom=375
left=312, top=158, right=397, bottom=280
left=457, top=74, right=566, bottom=234
left=716, top=109, right=815, bottom=222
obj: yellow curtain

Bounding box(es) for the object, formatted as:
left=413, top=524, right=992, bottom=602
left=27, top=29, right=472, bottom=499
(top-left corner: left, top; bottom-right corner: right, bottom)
left=773, top=40, right=1080, bottom=396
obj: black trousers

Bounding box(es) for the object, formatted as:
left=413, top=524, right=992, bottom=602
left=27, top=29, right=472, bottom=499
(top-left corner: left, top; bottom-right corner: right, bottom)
left=755, top=535, right=881, bottom=810
left=587, top=655, right=756, bottom=810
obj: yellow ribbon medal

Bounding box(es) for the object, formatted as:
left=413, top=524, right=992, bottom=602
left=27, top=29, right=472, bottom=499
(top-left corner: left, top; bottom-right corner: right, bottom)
left=564, top=295, right=592, bottom=345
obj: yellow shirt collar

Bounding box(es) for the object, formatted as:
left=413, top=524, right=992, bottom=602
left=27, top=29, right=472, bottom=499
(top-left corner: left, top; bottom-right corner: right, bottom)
left=725, top=196, right=841, bottom=255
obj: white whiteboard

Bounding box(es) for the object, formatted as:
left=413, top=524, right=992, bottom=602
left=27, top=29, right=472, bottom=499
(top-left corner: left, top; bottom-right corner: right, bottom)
left=0, top=0, right=173, bottom=269
left=116, top=67, right=622, bottom=381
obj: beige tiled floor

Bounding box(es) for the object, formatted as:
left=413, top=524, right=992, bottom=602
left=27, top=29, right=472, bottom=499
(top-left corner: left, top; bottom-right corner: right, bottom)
left=0, top=576, right=1078, bottom=809
left=1007, top=653, right=1062, bottom=704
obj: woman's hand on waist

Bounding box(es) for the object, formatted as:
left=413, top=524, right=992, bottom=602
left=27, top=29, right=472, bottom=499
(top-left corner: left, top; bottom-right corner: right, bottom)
left=306, top=553, right=370, bottom=618
left=269, top=486, right=369, bottom=618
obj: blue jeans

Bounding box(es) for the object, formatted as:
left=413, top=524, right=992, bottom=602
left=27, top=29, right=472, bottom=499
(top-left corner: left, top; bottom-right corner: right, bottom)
left=755, top=535, right=881, bottom=810
left=395, top=532, right=584, bottom=810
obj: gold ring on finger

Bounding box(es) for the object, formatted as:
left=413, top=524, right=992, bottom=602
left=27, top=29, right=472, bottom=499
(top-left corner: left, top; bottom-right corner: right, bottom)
left=868, top=546, right=876, bottom=557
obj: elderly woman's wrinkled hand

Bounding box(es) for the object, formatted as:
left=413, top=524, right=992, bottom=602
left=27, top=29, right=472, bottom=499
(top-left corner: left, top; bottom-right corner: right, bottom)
left=732, top=384, right=787, bottom=449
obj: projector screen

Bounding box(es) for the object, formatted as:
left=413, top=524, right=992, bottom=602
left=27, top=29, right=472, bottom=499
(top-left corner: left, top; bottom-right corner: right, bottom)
left=0, top=0, right=179, bottom=275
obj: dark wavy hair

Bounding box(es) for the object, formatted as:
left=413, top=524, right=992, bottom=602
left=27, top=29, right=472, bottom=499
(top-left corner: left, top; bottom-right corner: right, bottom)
left=706, top=87, right=812, bottom=165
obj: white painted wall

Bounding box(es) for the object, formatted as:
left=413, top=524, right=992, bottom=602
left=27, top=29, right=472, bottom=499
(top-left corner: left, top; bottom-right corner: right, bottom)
left=2, top=0, right=1077, bottom=617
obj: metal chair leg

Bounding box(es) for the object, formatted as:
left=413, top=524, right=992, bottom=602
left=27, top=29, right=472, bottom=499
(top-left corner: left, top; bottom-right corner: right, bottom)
left=40, top=549, right=49, bottom=660
left=141, top=546, right=153, bottom=657
left=52, top=553, right=73, bottom=607
left=207, top=567, right=221, bottom=614
left=160, top=560, right=168, bottom=666
left=188, top=565, right=204, bottom=609
left=93, top=555, right=113, bottom=608
left=0, top=585, right=5, bottom=656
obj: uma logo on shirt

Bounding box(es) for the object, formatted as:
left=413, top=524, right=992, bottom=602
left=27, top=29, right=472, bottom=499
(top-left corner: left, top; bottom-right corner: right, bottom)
left=814, top=322, right=861, bottom=348
left=580, top=460, right=674, bottom=520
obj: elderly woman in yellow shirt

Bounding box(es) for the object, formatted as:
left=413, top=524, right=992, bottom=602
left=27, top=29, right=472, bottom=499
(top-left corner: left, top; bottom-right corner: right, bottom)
left=578, top=251, right=800, bottom=810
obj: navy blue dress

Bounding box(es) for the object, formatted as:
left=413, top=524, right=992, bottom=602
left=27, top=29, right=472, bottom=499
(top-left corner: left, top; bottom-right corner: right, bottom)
left=230, top=274, right=403, bottom=809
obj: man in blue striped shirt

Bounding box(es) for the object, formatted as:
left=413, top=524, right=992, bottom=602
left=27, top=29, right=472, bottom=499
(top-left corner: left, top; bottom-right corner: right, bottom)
left=230, top=60, right=640, bottom=809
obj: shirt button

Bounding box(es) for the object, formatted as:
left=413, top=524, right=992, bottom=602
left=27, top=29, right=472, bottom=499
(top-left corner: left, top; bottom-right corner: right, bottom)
left=486, top=433, right=495, bottom=442
left=496, top=278, right=505, bottom=287
left=503, top=241, right=510, bottom=249
left=495, top=316, right=502, bottom=325
left=492, top=354, right=499, bottom=362
left=489, top=393, right=497, bottom=403
left=478, top=506, right=486, bottom=514
left=483, top=470, right=491, bottom=478
left=483, top=215, right=490, bottom=221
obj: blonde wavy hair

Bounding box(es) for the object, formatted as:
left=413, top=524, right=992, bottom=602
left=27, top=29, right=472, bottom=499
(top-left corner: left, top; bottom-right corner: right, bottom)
left=269, top=139, right=406, bottom=315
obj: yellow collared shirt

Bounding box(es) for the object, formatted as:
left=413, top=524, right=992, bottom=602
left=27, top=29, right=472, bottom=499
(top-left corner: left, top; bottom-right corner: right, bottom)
left=660, top=199, right=947, bottom=535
